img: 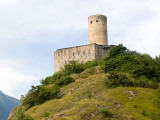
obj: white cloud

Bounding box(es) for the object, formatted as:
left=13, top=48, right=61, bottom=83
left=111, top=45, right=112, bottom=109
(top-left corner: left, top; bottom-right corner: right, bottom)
left=0, top=60, right=39, bottom=98
left=0, top=0, right=160, bottom=98
left=0, top=0, right=19, bottom=7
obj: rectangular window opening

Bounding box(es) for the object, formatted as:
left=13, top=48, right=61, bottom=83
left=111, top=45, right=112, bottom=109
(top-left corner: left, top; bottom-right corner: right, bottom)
left=96, top=20, right=98, bottom=22
left=83, top=51, right=85, bottom=55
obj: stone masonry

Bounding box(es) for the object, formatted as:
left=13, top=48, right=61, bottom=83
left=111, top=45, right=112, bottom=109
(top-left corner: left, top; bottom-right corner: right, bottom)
left=54, top=14, right=114, bottom=72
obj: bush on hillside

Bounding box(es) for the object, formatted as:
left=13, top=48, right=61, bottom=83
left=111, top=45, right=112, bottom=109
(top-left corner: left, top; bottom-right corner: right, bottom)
left=41, top=71, right=64, bottom=85
left=84, top=59, right=99, bottom=69
left=23, top=85, right=59, bottom=108
left=41, top=71, right=63, bottom=85
left=41, top=60, right=101, bottom=86
left=100, top=109, right=112, bottom=117
left=41, top=76, right=52, bottom=85
left=105, top=71, right=159, bottom=89
left=54, top=76, right=75, bottom=87
left=102, top=44, right=160, bottom=83
left=16, top=107, right=34, bottom=120
left=61, top=61, right=85, bottom=75
left=106, top=43, right=127, bottom=59
left=105, top=71, right=132, bottom=88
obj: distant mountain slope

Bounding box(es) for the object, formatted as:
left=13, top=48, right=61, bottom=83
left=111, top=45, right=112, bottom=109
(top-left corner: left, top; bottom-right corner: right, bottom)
left=0, top=90, right=20, bottom=120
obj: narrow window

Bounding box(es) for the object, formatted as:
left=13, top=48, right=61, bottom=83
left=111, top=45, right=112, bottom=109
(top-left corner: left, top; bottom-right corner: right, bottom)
left=58, top=52, right=59, bottom=56
left=89, top=49, right=90, bottom=54
left=73, top=52, right=74, bottom=56
left=83, top=51, right=85, bottom=55
left=90, top=21, right=92, bottom=24
left=96, top=20, right=98, bottom=22
left=78, top=51, right=79, bottom=56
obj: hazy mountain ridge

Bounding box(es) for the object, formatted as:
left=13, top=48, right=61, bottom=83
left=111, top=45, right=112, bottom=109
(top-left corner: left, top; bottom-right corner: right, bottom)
left=0, top=90, right=20, bottom=120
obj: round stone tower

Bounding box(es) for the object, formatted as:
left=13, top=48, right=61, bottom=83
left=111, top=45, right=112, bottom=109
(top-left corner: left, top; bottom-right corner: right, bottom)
left=88, top=14, right=108, bottom=45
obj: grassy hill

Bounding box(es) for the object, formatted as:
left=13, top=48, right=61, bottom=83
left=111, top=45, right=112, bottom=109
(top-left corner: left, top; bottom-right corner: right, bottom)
left=9, top=70, right=160, bottom=120
left=9, top=44, right=160, bottom=120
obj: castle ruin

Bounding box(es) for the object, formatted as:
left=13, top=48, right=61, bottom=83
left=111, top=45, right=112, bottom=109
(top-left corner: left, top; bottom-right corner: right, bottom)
left=54, top=14, right=114, bottom=72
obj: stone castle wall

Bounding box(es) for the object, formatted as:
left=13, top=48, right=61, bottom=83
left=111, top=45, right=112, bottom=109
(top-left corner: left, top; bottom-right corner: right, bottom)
left=54, top=14, right=112, bottom=72
left=54, top=43, right=113, bottom=72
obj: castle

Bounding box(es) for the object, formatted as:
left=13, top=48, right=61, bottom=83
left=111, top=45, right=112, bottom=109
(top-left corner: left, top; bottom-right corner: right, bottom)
left=54, top=14, right=114, bottom=72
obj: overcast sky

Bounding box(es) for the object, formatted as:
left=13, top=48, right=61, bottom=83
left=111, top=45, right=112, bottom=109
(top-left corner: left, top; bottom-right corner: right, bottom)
left=0, top=0, right=160, bottom=98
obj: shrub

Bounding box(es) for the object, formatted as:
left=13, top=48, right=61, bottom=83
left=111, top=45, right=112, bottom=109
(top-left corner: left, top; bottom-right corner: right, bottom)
left=54, top=76, right=75, bottom=87
left=23, top=85, right=59, bottom=108
left=87, top=67, right=96, bottom=75
left=101, top=44, right=160, bottom=88
left=43, top=112, right=50, bottom=118
left=100, top=109, right=112, bottom=117
left=17, top=107, right=34, bottom=120
left=105, top=71, right=132, bottom=88
left=107, top=44, right=127, bottom=58
left=84, top=59, right=99, bottom=69
left=41, top=76, right=53, bottom=85
left=105, top=71, right=159, bottom=89
left=41, top=71, right=63, bottom=85
left=141, top=110, right=147, bottom=116
left=52, top=71, right=63, bottom=81
left=22, top=86, right=39, bottom=108
left=62, top=61, right=84, bottom=75
left=37, top=85, right=59, bottom=104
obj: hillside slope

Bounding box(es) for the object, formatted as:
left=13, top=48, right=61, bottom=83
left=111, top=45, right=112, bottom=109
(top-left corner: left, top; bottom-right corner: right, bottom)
left=9, top=44, right=160, bottom=120
left=0, top=90, right=20, bottom=120
left=9, top=72, right=160, bottom=120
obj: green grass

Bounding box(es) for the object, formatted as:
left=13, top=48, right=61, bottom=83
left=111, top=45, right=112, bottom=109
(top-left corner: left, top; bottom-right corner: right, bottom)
left=11, top=72, right=158, bottom=120
left=8, top=66, right=160, bottom=120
